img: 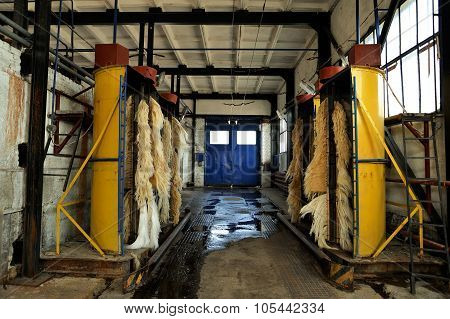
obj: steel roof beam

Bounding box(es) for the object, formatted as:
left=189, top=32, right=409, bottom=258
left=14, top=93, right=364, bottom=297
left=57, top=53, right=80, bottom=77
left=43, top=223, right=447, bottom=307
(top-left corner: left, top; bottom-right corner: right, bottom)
left=158, top=67, right=292, bottom=79
left=0, top=10, right=329, bottom=27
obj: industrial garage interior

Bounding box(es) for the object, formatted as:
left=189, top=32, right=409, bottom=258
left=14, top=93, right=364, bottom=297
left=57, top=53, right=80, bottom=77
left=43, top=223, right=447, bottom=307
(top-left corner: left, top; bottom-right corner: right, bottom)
left=0, top=0, right=450, bottom=302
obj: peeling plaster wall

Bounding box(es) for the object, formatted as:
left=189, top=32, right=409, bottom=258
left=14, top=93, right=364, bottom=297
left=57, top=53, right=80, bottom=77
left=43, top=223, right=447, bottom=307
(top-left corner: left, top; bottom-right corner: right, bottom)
left=0, top=40, right=29, bottom=280
left=180, top=117, right=193, bottom=187
left=0, top=39, right=92, bottom=280
left=193, top=117, right=205, bottom=187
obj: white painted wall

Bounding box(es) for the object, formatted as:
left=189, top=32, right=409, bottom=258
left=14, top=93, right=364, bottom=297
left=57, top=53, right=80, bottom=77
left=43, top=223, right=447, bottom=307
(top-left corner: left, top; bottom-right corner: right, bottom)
left=0, top=38, right=92, bottom=280
left=196, top=99, right=271, bottom=116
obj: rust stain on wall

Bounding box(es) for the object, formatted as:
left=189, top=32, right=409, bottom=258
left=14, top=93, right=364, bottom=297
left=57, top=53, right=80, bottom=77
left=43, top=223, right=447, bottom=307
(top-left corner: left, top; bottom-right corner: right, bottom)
left=6, top=73, right=25, bottom=145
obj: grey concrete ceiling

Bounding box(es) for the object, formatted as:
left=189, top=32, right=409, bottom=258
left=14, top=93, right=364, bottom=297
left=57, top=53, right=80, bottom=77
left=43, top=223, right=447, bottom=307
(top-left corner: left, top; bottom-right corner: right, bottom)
left=1, top=0, right=337, bottom=94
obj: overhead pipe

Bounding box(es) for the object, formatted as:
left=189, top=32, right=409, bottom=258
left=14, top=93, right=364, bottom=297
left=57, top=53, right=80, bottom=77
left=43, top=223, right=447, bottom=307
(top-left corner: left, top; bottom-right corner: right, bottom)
left=50, top=48, right=93, bottom=80
left=0, top=11, right=93, bottom=83
left=0, top=26, right=93, bottom=85
left=0, top=24, right=31, bottom=46
left=49, top=54, right=94, bottom=85
left=0, top=11, right=29, bottom=35
left=50, top=0, right=64, bottom=122
left=0, top=11, right=72, bottom=55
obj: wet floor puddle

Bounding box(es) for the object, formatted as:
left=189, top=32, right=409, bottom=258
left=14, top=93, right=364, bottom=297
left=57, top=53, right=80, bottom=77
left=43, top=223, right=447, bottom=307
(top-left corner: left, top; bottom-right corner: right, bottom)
left=133, top=190, right=279, bottom=299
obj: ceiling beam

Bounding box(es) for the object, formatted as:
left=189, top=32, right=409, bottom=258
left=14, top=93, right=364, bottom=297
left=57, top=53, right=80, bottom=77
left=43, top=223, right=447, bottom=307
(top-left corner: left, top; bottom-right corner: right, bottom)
left=4, top=10, right=329, bottom=26
left=56, top=27, right=93, bottom=64
left=158, top=67, right=291, bottom=78
left=234, top=25, right=241, bottom=93
left=255, top=0, right=292, bottom=94
left=105, top=0, right=140, bottom=47
left=255, top=25, right=283, bottom=93
left=153, top=0, right=197, bottom=92
left=199, top=24, right=218, bottom=92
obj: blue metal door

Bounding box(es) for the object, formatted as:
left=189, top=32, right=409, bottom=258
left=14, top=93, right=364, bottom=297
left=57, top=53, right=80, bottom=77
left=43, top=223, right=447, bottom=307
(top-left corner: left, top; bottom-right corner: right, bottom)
left=205, top=121, right=260, bottom=186
left=205, top=123, right=233, bottom=186
left=231, top=123, right=260, bottom=186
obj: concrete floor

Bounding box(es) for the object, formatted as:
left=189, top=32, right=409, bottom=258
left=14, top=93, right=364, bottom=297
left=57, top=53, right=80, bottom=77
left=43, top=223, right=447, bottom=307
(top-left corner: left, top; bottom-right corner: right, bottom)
left=1, top=188, right=448, bottom=299
left=198, top=233, right=381, bottom=299
left=134, top=188, right=448, bottom=299
left=0, top=276, right=108, bottom=299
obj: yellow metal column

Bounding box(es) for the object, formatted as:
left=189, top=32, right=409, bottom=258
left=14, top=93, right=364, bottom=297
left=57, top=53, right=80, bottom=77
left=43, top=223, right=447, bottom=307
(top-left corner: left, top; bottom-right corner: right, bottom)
left=352, top=66, right=386, bottom=257
left=91, top=66, right=126, bottom=254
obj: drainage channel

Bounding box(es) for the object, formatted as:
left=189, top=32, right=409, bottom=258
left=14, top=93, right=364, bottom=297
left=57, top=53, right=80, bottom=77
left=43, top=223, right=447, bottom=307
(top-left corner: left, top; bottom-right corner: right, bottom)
left=133, top=189, right=279, bottom=298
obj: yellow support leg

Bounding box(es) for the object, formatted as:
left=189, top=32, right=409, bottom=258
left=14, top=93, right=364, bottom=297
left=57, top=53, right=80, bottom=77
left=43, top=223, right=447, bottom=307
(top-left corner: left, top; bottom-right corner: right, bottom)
left=62, top=200, right=86, bottom=207
left=419, top=207, right=424, bottom=258
left=55, top=100, right=118, bottom=257
left=372, top=206, right=420, bottom=258
left=356, top=99, right=424, bottom=258
left=57, top=100, right=118, bottom=206
left=60, top=206, right=105, bottom=256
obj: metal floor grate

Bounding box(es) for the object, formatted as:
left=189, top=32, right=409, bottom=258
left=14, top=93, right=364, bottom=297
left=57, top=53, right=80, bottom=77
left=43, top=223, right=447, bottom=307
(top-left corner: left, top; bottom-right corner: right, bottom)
left=276, top=249, right=337, bottom=298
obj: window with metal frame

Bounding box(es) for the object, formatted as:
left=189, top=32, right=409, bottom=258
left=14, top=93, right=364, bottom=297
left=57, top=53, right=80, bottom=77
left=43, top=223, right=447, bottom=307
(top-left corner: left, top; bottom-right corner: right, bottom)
left=363, top=0, right=440, bottom=117
left=210, top=131, right=230, bottom=145
left=237, top=131, right=257, bottom=145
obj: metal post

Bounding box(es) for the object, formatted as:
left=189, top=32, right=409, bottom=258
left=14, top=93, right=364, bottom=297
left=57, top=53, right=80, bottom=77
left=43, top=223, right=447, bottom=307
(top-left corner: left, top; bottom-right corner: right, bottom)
left=28, top=10, right=330, bottom=26
left=285, top=70, right=295, bottom=163
left=170, top=75, right=175, bottom=93
left=379, top=0, right=401, bottom=47
left=138, top=23, right=145, bottom=66
left=113, top=0, right=118, bottom=44
left=147, top=21, right=155, bottom=67
left=13, top=0, right=28, bottom=48
left=270, top=96, right=279, bottom=172
left=373, top=0, right=380, bottom=43
left=439, top=0, right=450, bottom=243
left=22, top=0, right=51, bottom=277
left=317, top=22, right=331, bottom=70
left=191, top=97, right=197, bottom=184
left=356, top=0, right=360, bottom=44
left=176, top=74, right=181, bottom=117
